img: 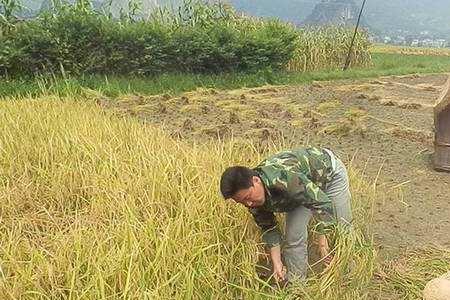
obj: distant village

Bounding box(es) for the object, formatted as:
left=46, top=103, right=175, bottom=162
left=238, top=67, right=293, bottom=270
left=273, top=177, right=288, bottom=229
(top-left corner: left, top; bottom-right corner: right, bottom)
left=304, top=0, right=450, bottom=49
left=371, top=31, right=449, bottom=48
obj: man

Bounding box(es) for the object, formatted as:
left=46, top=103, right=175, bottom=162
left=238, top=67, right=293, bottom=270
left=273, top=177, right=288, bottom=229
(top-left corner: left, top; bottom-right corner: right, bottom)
left=219, top=147, right=352, bottom=282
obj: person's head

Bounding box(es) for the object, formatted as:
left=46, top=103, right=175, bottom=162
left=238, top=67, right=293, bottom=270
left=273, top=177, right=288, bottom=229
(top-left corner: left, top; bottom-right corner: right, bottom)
left=220, top=166, right=266, bottom=208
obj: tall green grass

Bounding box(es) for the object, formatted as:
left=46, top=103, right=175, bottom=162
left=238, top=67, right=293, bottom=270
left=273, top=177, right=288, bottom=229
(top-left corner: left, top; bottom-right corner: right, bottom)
left=288, top=27, right=371, bottom=72
left=0, top=0, right=298, bottom=76
left=0, top=0, right=371, bottom=77
left=2, top=52, right=450, bottom=99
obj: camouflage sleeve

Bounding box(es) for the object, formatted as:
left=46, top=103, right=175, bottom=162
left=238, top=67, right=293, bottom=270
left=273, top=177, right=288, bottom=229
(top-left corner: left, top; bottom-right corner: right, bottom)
left=248, top=207, right=282, bottom=248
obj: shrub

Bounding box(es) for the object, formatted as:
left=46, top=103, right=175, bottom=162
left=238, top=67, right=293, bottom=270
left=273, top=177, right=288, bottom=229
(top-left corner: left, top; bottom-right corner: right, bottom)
left=1, top=0, right=372, bottom=77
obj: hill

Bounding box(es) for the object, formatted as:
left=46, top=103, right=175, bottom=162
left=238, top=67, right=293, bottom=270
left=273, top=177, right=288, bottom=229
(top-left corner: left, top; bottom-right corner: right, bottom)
left=229, top=0, right=450, bottom=37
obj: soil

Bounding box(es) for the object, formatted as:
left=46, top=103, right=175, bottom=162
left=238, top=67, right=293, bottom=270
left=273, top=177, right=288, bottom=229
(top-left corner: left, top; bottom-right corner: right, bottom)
left=100, top=73, right=450, bottom=258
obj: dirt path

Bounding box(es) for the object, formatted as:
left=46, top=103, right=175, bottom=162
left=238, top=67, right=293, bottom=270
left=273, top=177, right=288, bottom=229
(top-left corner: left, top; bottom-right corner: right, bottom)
left=101, top=73, right=450, bottom=255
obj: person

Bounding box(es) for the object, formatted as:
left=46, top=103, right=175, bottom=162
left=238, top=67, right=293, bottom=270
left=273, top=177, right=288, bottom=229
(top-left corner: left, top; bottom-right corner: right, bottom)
left=219, top=146, right=353, bottom=282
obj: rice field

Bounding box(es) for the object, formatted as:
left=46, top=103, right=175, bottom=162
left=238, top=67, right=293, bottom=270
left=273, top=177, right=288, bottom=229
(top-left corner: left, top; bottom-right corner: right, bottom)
left=0, top=93, right=448, bottom=299
left=372, top=44, right=450, bottom=57
left=0, top=97, right=378, bottom=299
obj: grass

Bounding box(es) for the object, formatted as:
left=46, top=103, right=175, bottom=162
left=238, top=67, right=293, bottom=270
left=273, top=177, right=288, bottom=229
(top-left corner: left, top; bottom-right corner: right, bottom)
left=0, top=97, right=378, bottom=299
left=1, top=52, right=450, bottom=99
left=372, top=248, right=450, bottom=299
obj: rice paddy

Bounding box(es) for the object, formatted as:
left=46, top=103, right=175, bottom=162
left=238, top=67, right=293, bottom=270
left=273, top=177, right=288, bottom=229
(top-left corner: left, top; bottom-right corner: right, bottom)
left=0, top=95, right=448, bottom=299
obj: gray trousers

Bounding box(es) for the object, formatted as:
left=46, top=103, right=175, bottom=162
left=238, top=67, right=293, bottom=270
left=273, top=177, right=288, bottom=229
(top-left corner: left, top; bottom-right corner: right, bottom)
left=283, top=151, right=353, bottom=280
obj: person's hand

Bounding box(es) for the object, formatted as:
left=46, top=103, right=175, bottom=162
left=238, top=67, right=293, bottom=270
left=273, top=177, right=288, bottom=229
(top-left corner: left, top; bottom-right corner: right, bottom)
left=272, top=262, right=287, bottom=282
left=316, top=235, right=333, bottom=267
left=318, top=244, right=333, bottom=267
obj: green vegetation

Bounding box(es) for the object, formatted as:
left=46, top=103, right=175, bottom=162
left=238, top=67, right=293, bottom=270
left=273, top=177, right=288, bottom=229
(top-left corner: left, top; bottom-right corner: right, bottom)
left=2, top=52, right=450, bottom=99
left=0, top=0, right=298, bottom=76
left=0, top=0, right=371, bottom=78
left=288, top=27, right=371, bottom=72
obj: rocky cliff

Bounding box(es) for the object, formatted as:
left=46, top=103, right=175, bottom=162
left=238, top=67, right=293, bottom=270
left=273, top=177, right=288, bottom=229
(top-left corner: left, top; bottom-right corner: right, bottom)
left=304, top=0, right=360, bottom=26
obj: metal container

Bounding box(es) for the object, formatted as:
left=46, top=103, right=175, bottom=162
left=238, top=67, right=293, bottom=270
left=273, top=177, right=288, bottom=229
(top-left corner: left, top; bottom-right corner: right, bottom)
left=434, top=76, right=450, bottom=172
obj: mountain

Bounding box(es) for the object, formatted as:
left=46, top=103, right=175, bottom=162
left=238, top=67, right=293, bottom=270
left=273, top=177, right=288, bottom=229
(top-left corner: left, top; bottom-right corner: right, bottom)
left=303, top=0, right=361, bottom=27
left=18, top=0, right=163, bottom=17
left=228, top=0, right=450, bottom=38
left=227, top=0, right=317, bottom=25
left=364, top=0, right=450, bottom=37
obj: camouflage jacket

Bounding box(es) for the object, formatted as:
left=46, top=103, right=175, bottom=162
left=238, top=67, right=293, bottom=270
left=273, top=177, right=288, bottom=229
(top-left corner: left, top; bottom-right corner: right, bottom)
left=250, top=147, right=336, bottom=248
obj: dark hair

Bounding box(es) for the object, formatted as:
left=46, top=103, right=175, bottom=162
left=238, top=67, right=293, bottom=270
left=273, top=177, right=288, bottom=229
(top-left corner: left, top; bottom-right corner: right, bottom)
left=220, top=166, right=257, bottom=199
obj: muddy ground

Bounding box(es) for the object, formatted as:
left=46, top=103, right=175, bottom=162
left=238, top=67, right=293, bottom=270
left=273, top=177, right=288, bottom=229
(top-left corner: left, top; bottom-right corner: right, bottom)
left=99, top=73, right=450, bottom=258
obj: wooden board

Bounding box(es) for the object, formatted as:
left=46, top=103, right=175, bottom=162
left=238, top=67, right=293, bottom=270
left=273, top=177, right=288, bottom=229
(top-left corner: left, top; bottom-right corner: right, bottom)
left=434, top=75, right=450, bottom=172
left=435, top=75, right=450, bottom=116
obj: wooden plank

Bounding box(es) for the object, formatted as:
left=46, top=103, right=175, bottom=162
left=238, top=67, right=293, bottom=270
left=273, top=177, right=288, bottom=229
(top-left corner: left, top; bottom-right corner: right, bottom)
left=434, top=75, right=450, bottom=172
left=435, top=75, right=450, bottom=116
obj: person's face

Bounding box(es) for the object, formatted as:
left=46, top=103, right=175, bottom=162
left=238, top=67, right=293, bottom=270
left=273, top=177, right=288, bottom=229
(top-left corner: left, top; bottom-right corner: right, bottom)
left=232, top=176, right=266, bottom=208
